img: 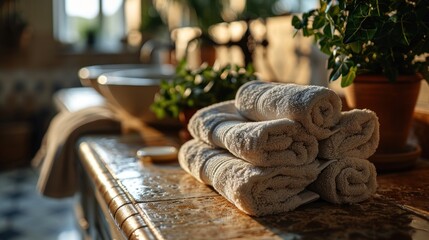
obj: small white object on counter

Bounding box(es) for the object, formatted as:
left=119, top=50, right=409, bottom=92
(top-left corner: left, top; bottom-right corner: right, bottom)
left=136, top=146, right=178, bottom=161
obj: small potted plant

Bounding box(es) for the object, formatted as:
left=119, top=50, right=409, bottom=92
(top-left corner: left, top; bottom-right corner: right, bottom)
left=292, top=0, right=429, bottom=170
left=151, top=60, right=257, bottom=141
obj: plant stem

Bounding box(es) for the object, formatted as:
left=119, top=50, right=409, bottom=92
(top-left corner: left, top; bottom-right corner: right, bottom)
left=375, top=0, right=380, bottom=16
left=401, top=15, right=409, bottom=45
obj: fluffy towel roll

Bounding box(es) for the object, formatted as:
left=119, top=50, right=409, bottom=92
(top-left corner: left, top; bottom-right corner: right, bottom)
left=235, top=80, right=342, bottom=140
left=32, top=106, right=120, bottom=198
left=188, top=101, right=318, bottom=167
left=179, top=139, right=321, bottom=216
left=318, top=109, right=379, bottom=159
left=309, top=158, right=377, bottom=204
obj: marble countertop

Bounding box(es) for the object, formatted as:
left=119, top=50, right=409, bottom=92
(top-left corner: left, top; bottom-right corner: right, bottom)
left=77, top=131, right=429, bottom=240
left=54, top=87, right=429, bottom=239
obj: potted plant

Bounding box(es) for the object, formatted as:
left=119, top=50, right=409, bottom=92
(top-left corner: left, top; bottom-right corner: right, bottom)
left=0, top=2, right=28, bottom=54
left=151, top=59, right=257, bottom=141
left=292, top=0, right=429, bottom=171
left=152, top=0, right=282, bottom=66
left=153, top=0, right=225, bottom=65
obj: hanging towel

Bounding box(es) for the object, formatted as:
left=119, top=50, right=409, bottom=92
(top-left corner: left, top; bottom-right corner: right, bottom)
left=178, top=139, right=322, bottom=216
left=235, top=80, right=342, bottom=140
left=308, top=158, right=377, bottom=204
left=188, top=100, right=318, bottom=167
left=32, top=106, right=120, bottom=198
left=318, top=109, right=379, bottom=159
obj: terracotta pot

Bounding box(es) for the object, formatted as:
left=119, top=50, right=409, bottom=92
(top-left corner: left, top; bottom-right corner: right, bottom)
left=345, top=74, right=422, bottom=153
left=345, top=74, right=423, bottom=171
left=199, top=44, right=217, bottom=66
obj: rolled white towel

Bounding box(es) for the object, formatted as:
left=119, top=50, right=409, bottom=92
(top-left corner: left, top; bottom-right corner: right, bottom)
left=179, top=139, right=321, bottom=216
left=235, top=80, right=342, bottom=140
left=309, top=158, right=377, bottom=204
left=318, top=109, right=379, bottom=160
left=188, top=101, right=318, bottom=167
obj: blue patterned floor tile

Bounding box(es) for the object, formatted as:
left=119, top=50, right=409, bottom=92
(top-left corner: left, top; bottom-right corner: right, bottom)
left=0, top=208, right=25, bottom=219
left=3, top=190, right=29, bottom=200
left=0, top=227, right=24, bottom=240
left=56, top=229, right=81, bottom=240
left=13, top=228, right=81, bottom=240
left=0, top=218, right=10, bottom=231
left=0, top=168, right=80, bottom=240
left=8, top=172, right=30, bottom=184
left=0, top=201, right=13, bottom=212
left=0, top=180, right=16, bottom=194
left=47, top=204, right=73, bottom=215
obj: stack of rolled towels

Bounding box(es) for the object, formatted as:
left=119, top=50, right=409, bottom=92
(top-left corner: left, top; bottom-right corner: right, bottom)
left=178, top=80, right=379, bottom=216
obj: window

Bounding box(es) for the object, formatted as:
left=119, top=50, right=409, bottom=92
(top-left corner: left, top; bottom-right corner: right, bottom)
left=53, top=0, right=142, bottom=52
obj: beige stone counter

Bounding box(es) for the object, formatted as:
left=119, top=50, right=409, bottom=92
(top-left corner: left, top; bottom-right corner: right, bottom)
left=55, top=87, right=429, bottom=239
left=77, top=132, right=429, bottom=239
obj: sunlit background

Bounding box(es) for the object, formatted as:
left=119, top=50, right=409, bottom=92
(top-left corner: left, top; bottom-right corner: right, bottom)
left=0, top=0, right=326, bottom=180
left=52, top=0, right=317, bottom=51
left=1, top=1, right=428, bottom=239
left=0, top=0, right=324, bottom=240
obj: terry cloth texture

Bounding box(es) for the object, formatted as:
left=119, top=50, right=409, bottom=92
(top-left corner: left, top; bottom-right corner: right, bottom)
left=309, top=158, right=377, bottom=204
left=318, top=109, right=380, bottom=159
left=178, top=139, right=321, bottom=216
left=188, top=101, right=318, bottom=167
left=235, top=80, right=342, bottom=140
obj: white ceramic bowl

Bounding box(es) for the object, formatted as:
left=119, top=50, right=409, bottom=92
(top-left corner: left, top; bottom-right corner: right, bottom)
left=97, top=65, right=176, bottom=125
left=78, top=64, right=146, bottom=94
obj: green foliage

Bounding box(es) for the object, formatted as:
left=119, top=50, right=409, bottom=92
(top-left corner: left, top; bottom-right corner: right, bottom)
left=186, top=0, right=224, bottom=33
left=157, top=0, right=284, bottom=33
left=292, top=0, right=429, bottom=87
left=151, top=60, right=257, bottom=119
left=239, top=0, right=280, bottom=20
left=0, top=11, right=27, bottom=51
left=140, top=0, right=165, bottom=33
left=159, top=0, right=224, bottom=33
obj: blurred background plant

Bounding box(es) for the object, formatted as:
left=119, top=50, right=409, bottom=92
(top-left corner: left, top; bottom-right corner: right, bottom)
left=149, top=0, right=317, bottom=68
left=151, top=59, right=257, bottom=119
left=140, top=0, right=165, bottom=33
left=0, top=0, right=29, bottom=54
left=152, top=0, right=315, bottom=32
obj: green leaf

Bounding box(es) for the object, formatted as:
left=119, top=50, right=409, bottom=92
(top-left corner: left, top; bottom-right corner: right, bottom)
left=344, top=16, right=377, bottom=43
left=319, top=1, right=328, bottom=12
left=349, top=41, right=362, bottom=53
left=292, top=15, right=303, bottom=29
left=327, top=54, right=335, bottom=69
left=323, top=22, right=333, bottom=38
left=343, top=4, right=378, bottom=43
left=319, top=37, right=332, bottom=55
left=341, top=66, right=357, bottom=87
left=329, top=65, right=343, bottom=82
left=246, top=63, right=255, bottom=74
left=329, top=54, right=350, bottom=82
left=313, top=14, right=326, bottom=29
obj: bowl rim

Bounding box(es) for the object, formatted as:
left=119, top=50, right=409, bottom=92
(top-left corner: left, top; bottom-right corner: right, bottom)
left=97, top=65, right=175, bottom=86
left=79, top=64, right=174, bottom=80
left=98, top=76, right=164, bottom=86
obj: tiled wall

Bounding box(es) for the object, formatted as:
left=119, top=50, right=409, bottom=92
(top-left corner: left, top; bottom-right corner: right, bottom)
left=0, top=68, right=81, bottom=118
left=0, top=68, right=82, bottom=166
